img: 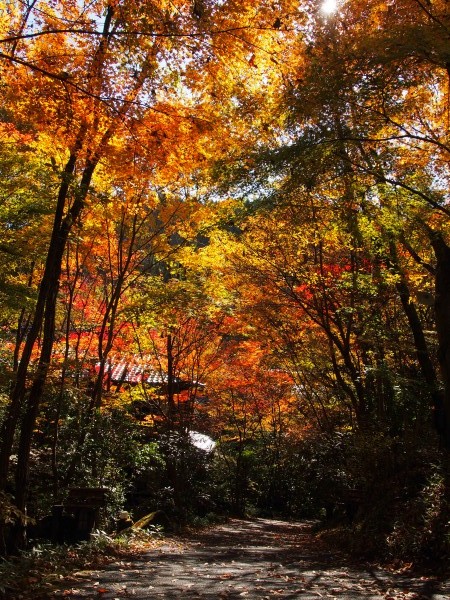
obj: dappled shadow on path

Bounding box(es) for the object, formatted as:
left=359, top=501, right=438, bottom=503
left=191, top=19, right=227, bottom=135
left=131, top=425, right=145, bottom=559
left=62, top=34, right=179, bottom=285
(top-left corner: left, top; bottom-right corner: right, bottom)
left=52, top=519, right=450, bottom=599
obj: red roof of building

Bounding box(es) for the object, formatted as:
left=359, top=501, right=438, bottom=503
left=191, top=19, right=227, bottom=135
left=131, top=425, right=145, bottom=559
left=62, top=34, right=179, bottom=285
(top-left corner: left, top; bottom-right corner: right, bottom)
left=104, top=358, right=168, bottom=385
left=97, top=355, right=196, bottom=390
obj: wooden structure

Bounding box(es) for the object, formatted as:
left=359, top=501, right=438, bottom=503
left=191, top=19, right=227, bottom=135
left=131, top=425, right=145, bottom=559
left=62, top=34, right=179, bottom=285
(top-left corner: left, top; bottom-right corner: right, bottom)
left=51, top=487, right=108, bottom=542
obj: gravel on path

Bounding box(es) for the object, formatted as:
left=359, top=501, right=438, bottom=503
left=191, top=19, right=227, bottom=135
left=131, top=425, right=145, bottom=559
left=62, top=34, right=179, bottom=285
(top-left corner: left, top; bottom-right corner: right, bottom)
left=50, top=519, right=450, bottom=600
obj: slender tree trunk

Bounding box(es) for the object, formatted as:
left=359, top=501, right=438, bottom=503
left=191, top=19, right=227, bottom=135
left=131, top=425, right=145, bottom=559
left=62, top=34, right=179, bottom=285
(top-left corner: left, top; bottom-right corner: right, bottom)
left=14, top=278, right=59, bottom=513
left=430, top=233, right=450, bottom=448
left=167, top=333, right=175, bottom=427
left=165, top=332, right=181, bottom=516
left=50, top=251, right=79, bottom=498
left=0, top=3, right=120, bottom=495
left=13, top=262, right=35, bottom=372
left=0, top=148, right=82, bottom=489
left=11, top=160, right=95, bottom=520
left=388, top=239, right=445, bottom=436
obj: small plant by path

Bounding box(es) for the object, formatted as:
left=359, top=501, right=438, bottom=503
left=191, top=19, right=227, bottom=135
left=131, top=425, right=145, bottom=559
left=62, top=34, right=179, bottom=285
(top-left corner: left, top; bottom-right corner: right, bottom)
left=0, top=530, right=170, bottom=599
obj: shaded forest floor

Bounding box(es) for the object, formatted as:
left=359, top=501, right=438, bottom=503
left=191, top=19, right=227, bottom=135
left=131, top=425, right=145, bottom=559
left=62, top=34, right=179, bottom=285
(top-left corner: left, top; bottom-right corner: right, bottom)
left=26, top=519, right=450, bottom=600
left=3, top=519, right=450, bottom=599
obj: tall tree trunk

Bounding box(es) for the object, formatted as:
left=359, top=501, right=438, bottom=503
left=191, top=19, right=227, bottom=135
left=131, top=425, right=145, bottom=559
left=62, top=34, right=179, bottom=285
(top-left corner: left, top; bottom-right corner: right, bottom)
left=0, top=3, right=119, bottom=496
left=167, top=333, right=176, bottom=428
left=0, top=147, right=82, bottom=489
left=12, top=159, right=96, bottom=518
left=430, top=233, right=450, bottom=448
left=388, top=239, right=445, bottom=436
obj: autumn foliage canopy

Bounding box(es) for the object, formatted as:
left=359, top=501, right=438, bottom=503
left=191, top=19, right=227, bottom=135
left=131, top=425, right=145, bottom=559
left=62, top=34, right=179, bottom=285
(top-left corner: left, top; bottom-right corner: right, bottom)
left=0, top=0, right=450, bottom=560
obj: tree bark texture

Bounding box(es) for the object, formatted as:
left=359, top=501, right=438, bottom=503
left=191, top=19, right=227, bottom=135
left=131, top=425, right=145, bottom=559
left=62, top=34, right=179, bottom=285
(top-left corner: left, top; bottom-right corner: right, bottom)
left=431, top=234, right=450, bottom=449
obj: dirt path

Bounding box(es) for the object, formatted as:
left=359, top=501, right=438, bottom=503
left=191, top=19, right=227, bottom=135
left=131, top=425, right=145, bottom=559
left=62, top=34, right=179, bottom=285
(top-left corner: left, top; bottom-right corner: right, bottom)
left=51, top=519, right=449, bottom=599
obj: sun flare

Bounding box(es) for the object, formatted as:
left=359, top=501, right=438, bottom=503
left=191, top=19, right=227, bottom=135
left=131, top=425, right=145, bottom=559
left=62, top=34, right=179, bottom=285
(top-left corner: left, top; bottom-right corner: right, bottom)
left=321, top=0, right=337, bottom=14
